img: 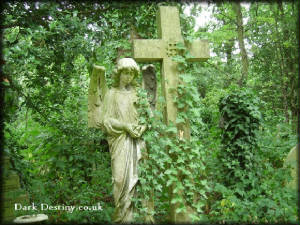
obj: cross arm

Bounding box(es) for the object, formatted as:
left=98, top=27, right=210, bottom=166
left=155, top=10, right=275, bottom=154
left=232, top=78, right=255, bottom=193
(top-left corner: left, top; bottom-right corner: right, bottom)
left=185, top=40, right=210, bottom=62
left=133, top=39, right=164, bottom=62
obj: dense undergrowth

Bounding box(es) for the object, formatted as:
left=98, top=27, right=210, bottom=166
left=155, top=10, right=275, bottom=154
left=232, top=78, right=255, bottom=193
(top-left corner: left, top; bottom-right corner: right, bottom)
left=3, top=1, right=298, bottom=224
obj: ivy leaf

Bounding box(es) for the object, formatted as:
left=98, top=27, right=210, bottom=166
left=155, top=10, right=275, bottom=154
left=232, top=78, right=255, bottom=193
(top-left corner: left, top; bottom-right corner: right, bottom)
left=166, top=126, right=177, bottom=134
left=6, top=26, right=19, bottom=43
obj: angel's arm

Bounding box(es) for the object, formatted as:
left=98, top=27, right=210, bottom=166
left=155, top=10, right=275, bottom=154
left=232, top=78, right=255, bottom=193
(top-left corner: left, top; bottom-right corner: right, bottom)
left=103, top=118, right=145, bottom=138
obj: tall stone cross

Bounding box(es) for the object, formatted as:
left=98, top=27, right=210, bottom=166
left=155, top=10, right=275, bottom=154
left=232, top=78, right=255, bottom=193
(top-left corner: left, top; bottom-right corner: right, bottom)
left=133, top=6, right=210, bottom=223
left=133, top=6, right=209, bottom=131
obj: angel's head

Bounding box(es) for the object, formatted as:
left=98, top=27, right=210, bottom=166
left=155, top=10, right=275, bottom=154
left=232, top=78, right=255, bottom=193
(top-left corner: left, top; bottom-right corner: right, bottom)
left=112, top=58, right=140, bottom=88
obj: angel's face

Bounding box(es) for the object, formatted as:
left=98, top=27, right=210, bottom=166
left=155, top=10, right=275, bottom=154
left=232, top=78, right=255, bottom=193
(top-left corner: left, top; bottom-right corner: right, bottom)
left=119, top=69, right=134, bottom=87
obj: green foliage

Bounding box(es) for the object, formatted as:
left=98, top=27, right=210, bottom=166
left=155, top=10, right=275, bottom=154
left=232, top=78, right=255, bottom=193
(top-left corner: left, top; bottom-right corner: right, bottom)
left=218, top=88, right=262, bottom=181
left=257, top=122, right=297, bottom=169
left=247, top=2, right=299, bottom=128
left=4, top=105, right=114, bottom=223
left=208, top=88, right=298, bottom=223
left=132, top=42, right=213, bottom=223
left=2, top=1, right=298, bottom=224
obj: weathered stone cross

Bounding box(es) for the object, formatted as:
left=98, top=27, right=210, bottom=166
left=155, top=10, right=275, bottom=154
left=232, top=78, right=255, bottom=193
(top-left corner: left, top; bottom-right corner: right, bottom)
left=133, top=6, right=209, bottom=128
left=133, top=6, right=210, bottom=223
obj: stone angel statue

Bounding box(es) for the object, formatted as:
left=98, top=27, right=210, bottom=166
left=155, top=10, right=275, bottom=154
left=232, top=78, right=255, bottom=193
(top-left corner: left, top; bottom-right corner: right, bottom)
left=88, top=58, right=156, bottom=223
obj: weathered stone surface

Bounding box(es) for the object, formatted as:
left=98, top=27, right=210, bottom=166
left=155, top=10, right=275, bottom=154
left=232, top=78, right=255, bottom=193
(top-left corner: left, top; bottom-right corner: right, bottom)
left=133, top=6, right=210, bottom=223
left=2, top=156, right=30, bottom=223
left=185, top=40, right=210, bottom=62
left=133, top=6, right=209, bottom=125
left=92, top=58, right=154, bottom=223
left=3, top=193, right=28, bottom=208
left=133, top=40, right=164, bottom=62
left=88, top=65, right=107, bottom=128
left=3, top=172, right=21, bottom=191
left=284, top=145, right=299, bottom=190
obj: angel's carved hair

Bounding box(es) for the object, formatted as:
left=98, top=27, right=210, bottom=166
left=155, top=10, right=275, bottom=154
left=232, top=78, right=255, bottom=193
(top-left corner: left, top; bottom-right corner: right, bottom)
left=112, top=58, right=140, bottom=87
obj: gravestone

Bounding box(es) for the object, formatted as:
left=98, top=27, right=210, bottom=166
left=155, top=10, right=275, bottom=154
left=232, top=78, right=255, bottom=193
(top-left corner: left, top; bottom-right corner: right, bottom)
left=284, top=145, right=299, bottom=191
left=133, top=6, right=210, bottom=223
left=2, top=156, right=29, bottom=223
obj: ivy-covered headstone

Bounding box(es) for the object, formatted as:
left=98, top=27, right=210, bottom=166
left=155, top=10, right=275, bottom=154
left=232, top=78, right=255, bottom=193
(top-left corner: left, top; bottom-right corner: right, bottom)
left=219, top=89, right=262, bottom=184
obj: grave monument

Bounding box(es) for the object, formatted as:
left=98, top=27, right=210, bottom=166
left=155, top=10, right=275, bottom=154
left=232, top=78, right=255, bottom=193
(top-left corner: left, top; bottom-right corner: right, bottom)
left=133, top=5, right=210, bottom=223
left=88, top=58, right=154, bottom=223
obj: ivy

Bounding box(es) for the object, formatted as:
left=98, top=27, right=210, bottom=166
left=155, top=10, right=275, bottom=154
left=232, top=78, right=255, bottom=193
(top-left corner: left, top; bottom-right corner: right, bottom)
left=2, top=2, right=298, bottom=224
left=218, top=88, right=262, bottom=182
left=132, top=40, right=211, bottom=223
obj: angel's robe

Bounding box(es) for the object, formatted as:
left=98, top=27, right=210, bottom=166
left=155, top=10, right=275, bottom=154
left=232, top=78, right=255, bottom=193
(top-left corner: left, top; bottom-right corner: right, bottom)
left=99, top=87, right=144, bottom=223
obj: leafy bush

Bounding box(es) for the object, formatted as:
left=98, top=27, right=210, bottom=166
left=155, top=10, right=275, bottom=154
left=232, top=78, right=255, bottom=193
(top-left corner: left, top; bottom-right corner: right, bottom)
left=207, top=88, right=298, bottom=223
left=4, top=91, right=114, bottom=223
left=2, top=2, right=298, bottom=224
left=218, top=88, right=262, bottom=184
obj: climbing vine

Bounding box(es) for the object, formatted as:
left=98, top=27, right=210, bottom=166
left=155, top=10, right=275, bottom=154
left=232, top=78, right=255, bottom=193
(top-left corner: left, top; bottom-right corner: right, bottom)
left=3, top=1, right=298, bottom=224
left=218, top=89, right=262, bottom=184
left=133, top=40, right=211, bottom=222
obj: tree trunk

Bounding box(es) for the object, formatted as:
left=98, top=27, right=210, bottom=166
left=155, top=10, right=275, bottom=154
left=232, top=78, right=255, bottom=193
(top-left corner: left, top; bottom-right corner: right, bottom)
left=224, top=39, right=235, bottom=66
left=273, top=1, right=298, bottom=124
left=232, top=2, right=249, bottom=87
left=272, top=3, right=290, bottom=123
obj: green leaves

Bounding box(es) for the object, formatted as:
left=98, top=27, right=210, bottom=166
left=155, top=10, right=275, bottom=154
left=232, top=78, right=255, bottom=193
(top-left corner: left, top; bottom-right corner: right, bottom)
left=165, top=125, right=177, bottom=134
left=3, top=1, right=298, bottom=223
left=218, top=88, right=262, bottom=190
left=5, top=26, right=20, bottom=43
left=211, top=86, right=297, bottom=223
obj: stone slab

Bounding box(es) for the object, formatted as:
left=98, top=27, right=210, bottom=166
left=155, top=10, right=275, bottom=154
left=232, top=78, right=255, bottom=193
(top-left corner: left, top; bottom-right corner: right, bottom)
left=3, top=173, right=21, bottom=191
left=284, top=145, right=299, bottom=190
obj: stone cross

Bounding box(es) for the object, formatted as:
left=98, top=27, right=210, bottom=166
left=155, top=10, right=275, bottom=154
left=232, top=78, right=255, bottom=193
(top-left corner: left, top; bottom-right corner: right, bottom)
left=133, top=6, right=210, bottom=223
left=133, top=6, right=209, bottom=128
